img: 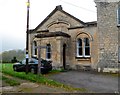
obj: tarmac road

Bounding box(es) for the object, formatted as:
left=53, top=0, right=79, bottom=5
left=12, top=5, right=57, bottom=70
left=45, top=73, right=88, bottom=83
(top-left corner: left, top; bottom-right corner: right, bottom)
left=48, top=71, right=119, bottom=93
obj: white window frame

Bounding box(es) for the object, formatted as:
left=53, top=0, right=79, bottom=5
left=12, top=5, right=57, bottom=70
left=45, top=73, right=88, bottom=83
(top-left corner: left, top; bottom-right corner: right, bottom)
left=117, top=6, right=120, bottom=26
left=77, top=39, right=83, bottom=57
left=84, top=38, right=90, bottom=57
left=32, top=41, right=37, bottom=57
left=76, top=38, right=90, bottom=58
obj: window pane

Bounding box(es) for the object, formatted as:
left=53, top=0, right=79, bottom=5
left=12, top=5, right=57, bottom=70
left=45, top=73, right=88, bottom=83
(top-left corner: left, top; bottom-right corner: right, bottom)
left=47, top=47, right=51, bottom=52
left=46, top=44, right=51, bottom=59
left=78, top=39, right=82, bottom=46
left=47, top=53, right=51, bottom=59
left=85, top=38, right=89, bottom=46
left=35, top=48, right=37, bottom=55
left=47, top=44, right=51, bottom=52
left=84, top=38, right=90, bottom=56
left=33, top=41, right=37, bottom=55
left=34, top=41, right=37, bottom=55
left=85, top=47, right=90, bottom=56
left=118, top=7, right=120, bottom=24
left=79, top=47, right=82, bottom=55
left=77, top=39, right=82, bottom=56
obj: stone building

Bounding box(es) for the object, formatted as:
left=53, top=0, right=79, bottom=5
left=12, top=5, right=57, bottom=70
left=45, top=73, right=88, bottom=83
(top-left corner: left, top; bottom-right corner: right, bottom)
left=95, top=0, right=120, bottom=71
left=28, top=0, right=120, bottom=71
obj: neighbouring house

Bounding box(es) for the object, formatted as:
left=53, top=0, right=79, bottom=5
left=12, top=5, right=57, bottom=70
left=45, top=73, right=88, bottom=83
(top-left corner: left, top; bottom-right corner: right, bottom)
left=28, top=0, right=120, bottom=72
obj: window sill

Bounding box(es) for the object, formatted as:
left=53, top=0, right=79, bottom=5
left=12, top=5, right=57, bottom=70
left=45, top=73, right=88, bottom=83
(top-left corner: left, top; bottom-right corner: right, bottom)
left=75, top=56, right=91, bottom=61
left=46, top=59, right=52, bottom=61
left=32, top=55, right=37, bottom=58
left=117, top=25, right=120, bottom=27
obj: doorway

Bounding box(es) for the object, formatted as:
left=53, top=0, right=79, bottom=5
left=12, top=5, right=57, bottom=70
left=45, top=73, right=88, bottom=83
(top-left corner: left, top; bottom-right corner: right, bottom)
left=63, top=44, right=66, bottom=70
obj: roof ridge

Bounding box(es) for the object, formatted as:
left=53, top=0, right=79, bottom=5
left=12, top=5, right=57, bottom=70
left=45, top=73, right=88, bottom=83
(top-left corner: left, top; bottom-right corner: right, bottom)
left=34, top=5, right=85, bottom=32
left=56, top=5, right=63, bottom=10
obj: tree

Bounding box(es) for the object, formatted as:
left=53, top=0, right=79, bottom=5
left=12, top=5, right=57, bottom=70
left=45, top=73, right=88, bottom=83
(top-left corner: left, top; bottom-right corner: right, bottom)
left=1, top=49, right=25, bottom=63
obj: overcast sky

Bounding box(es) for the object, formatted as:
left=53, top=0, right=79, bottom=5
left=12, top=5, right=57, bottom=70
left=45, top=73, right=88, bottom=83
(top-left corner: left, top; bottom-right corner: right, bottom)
left=0, top=0, right=97, bottom=53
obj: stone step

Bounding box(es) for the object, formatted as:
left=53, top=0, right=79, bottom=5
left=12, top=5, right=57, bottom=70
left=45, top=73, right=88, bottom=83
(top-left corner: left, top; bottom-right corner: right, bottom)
left=76, top=65, right=91, bottom=71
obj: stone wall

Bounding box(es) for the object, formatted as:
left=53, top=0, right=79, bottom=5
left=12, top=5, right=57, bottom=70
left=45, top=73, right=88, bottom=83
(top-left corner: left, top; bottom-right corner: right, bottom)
left=29, top=10, right=98, bottom=70
left=95, top=1, right=119, bottom=68
left=37, top=11, right=84, bottom=32
left=67, top=26, right=98, bottom=69
left=31, top=36, right=71, bottom=69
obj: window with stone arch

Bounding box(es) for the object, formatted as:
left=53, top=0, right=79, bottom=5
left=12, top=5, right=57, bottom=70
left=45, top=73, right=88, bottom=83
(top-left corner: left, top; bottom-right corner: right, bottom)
left=32, top=41, right=37, bottom=56
left=76, top=33, right=91, bottom=57
left=46, top=44, right=51, bottom=59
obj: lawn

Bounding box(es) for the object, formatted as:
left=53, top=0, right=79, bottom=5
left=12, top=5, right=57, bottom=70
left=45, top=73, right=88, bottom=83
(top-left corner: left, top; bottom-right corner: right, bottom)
left=1, top=63, right=87, bottom=92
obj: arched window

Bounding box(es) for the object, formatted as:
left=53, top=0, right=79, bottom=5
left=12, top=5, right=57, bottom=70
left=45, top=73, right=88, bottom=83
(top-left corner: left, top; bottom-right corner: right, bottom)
left=32, top=41, right=37, bottom=56
left=77, top=38, right=90, bottom=57
left=46, top=44, right=51, bottom=59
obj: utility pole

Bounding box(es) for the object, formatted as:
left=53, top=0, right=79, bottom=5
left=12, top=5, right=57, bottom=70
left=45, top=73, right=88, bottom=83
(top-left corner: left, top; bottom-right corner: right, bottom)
left=35, top=46, right=46, bottom=75
left=38, top=46, right=41, bottom=75
left=26, top=0, right=30, bottom=74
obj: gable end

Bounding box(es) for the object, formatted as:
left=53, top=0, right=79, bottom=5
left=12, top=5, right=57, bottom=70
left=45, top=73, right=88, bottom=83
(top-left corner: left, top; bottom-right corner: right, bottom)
left=34, top=5, right=85, bottom=32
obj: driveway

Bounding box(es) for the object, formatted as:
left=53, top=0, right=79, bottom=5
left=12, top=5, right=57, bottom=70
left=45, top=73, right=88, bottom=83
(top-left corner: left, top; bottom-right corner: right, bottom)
left=48, top=71, right=119, bottom=93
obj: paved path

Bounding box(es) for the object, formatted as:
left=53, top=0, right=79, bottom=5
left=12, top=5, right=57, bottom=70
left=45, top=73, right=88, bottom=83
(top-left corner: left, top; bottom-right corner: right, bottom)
left=0, top=73, right=72, bottom=93
left=48, top=71, right=119, bottom=93
left=1, top=82, right=70, bottom=93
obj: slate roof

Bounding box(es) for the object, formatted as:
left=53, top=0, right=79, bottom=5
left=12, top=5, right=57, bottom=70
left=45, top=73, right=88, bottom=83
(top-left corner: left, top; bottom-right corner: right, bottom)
left=86, top=21, right=97, bottom=26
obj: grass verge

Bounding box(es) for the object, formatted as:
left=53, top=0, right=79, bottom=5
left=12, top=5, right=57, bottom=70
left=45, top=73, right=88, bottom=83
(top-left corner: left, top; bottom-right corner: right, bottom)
left=1, top=63, right=88, bottom=92
left=2, top=76, right=20, bottom=86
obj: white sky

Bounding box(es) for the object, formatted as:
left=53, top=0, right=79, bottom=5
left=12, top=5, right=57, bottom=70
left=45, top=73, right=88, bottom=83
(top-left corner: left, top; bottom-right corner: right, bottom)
left=0, top=0, right=97, bottom=52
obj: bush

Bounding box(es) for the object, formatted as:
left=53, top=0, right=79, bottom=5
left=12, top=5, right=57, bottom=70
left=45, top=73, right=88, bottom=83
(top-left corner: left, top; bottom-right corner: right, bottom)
left=11, top=57, right=18, bottom=63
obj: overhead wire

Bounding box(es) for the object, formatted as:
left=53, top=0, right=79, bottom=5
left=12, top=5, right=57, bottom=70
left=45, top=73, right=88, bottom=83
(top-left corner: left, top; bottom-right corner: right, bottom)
left=60, top=0, right=96, bottom=13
